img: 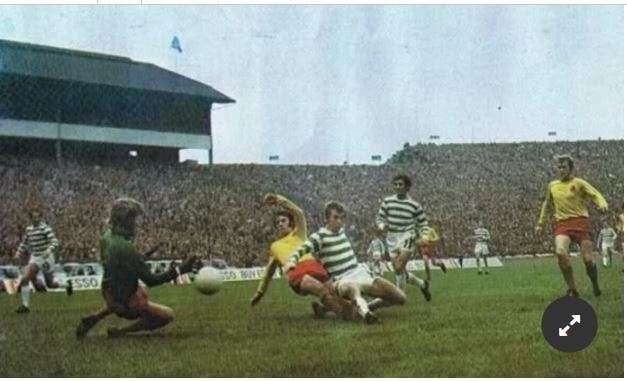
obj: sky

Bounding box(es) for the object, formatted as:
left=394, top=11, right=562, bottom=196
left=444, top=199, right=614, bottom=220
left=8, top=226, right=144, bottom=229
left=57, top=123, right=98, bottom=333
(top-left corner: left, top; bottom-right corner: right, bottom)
left=0, top=5, right=623, bottom=164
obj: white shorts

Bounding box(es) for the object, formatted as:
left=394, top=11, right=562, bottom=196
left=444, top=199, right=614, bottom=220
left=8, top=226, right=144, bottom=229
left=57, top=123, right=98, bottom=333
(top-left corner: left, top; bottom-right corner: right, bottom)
left=601, top=244, right=615, bottom=254
left=474, top=243, right=489, bottom=257
left=335, top=264, right=376, bottom=291
left=28, top=254, right=55, bottom=272
left=386, top=231, right=416, bottom=258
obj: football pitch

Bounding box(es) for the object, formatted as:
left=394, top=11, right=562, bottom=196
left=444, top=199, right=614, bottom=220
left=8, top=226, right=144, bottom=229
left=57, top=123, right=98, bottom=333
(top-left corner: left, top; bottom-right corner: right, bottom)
left=0, top=257, right=623, bottom=377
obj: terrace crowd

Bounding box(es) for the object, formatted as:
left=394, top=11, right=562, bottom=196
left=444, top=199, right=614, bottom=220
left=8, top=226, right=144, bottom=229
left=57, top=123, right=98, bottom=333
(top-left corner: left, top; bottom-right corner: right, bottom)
left=0, top=140, right=622, bottom=267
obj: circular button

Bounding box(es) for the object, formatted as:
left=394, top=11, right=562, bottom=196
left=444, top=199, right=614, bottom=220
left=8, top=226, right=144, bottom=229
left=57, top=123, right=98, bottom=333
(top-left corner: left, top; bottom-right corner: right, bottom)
left=541, top=296, right=598, bottom=352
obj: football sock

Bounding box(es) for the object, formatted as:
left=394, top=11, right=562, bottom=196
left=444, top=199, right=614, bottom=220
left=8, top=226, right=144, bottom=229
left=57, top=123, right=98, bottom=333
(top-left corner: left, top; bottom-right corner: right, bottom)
left=406, top=271, right=425, bottom=288
left=585, top=262, right=599, bottom=288
left=354, top=296, right=370, bottom=318
left=368, top=298, right=383, bottom=311
left=20, top=283, right=30, bottom=308
left=395, top=272, right=407, bottom=289
left=560, top=263, right=577, bottom=292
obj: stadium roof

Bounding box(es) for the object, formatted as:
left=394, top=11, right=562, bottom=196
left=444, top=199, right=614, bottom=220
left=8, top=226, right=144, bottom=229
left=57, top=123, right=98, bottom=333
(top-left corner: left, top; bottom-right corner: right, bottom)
left=0, top=39, right=235, bottom=103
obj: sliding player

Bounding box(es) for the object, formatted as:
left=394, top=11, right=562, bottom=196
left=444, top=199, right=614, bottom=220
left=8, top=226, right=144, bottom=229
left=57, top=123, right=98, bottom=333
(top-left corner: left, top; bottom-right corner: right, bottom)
left=250, top=194, right=347, bottom=319
left=285, top=202, right=406, bottom=324
left=76, top=198, right=198, bottom=339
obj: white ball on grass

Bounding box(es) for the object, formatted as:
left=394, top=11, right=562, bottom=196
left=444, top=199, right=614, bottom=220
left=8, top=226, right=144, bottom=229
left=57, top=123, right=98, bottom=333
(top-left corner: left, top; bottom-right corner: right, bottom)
left=194, top=266, right=223, bottom=295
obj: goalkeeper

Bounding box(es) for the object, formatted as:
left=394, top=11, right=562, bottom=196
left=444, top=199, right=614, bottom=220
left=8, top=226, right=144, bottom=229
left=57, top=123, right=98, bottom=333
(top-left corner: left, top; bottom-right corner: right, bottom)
left=76, top=198, right=198, bottom=339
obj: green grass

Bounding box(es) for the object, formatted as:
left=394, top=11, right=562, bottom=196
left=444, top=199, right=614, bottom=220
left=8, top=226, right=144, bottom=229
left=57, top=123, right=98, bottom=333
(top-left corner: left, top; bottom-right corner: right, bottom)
left=0, top=257, right=623, bottom=377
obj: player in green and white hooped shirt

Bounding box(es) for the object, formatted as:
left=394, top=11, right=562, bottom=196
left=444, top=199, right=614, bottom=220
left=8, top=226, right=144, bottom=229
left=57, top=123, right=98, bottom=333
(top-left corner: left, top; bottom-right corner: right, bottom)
left=14, top=205, right=64, bottom=313
left=597, top=220, right=618, bottom=267
left=465, top=221, right=491, bottom=275
left=285, top=202, right=406, bottom=324
left=376, top=174, right=431, bottom=301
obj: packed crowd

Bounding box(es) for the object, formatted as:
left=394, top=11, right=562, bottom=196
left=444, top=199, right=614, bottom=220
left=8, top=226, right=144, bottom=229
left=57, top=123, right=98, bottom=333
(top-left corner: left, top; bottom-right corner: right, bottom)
left=0, top=139, right=622, bottom=267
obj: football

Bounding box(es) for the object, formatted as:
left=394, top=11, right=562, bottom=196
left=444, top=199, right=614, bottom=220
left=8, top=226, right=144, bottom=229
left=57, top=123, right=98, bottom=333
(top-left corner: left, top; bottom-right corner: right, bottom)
left=194, top=266, right=223, bottom=295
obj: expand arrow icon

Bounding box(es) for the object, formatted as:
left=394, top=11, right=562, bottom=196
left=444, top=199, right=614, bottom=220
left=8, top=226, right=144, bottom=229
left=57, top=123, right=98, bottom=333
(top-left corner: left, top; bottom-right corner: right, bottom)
left=559, top=314, right=581, bottom=337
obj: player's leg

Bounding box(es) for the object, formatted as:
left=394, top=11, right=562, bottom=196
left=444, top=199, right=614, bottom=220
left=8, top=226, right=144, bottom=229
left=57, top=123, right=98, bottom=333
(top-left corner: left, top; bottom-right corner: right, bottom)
left=555, top=235, right=578, bottom=296
left=422, top=254, right=432, bottom=282
left=402, top=253, right=425, bottom=288
left=108, top=288, right=174, bottom=337
left=601, top=246, right=609, bottom=267
left=108, top=302, right=174, bottom=337
left=32, top=276, right=48, bottom=292
left=608, top=247, right=615, bottom=266
left=17, top=263, right=39, bottom=312
left=390, top=250, right=407, bottom=290
left=398, top=248, right=430, bottom=301
left=366, top=277, right=407, bottom=311
left=336, top=280, right=377, bottom=324
left=42, top=269, right=61, bottom=289
left=77, top=287, right=120, bottom=339
left=431, top=255, right=447, bottom=273
left=299, top=275, right=348, bottom=318
left=580, top=239, right=600, bottom=296
left=482, top=250, right=490, bottom=275
left=76, top=305, right=111, bottom=339
left=124, top=302, right=174, bottom=334
left=474, top=246, right=483, bottom=274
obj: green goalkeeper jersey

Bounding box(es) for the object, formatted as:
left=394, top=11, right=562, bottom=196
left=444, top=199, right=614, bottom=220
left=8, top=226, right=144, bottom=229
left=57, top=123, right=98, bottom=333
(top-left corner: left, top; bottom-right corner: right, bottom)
left=101, top=230, right=174, bottom=304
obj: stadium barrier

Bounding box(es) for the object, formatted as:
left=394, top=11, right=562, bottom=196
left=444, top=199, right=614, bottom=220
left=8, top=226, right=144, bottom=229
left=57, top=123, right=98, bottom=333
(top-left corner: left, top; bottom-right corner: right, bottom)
left=38, top=258, right=503, bottom=292
left=43, top=265, right=281, bottom=292
left=375, top=257, right=503, bottom=273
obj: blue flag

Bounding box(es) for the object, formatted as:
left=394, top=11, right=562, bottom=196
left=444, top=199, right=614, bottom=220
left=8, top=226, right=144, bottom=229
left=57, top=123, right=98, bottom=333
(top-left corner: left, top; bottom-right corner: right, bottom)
left=171, top=36, right=182, bottom=53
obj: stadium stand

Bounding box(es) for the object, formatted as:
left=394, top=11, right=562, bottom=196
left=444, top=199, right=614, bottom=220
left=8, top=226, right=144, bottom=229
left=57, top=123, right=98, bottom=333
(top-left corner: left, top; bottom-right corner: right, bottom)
left=0, top=140, right=622, bottom=267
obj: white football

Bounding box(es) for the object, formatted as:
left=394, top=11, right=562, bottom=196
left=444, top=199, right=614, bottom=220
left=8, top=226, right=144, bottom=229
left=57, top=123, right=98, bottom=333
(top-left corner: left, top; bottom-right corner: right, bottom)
left=194, top=266, right=223, bottom=295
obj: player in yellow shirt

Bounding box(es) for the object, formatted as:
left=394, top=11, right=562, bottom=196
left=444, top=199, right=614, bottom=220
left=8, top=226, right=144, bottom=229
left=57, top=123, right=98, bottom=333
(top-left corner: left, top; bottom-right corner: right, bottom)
left=536, top=155, right=608, bottom=298
left=250, top=193, right=347, bottom=318
left=417, top=225, right=446, bottom=281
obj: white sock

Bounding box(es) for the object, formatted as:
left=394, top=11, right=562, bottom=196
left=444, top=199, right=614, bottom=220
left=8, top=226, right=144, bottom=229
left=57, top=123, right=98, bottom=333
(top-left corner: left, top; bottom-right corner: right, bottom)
left=406, top=272, right=425, bottom=288
left=368, top=298, right=383, bottom=310
left=395, top=272, right=407, bottom=289
left=355, top=296, right=370, bottom=317
left=20, top=283, right=30, bottom=307
left=603, top=256, right=608, bottom=266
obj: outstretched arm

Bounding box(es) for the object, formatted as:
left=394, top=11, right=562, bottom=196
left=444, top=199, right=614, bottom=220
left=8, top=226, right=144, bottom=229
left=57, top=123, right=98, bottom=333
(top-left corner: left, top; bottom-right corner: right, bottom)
left=580, top=179, right=609, bottom=212
left=251, top=258, right=278, bottom=306
left=536, top=185, right=553, bottom=233
left=264, top=193, right=308, bottom=240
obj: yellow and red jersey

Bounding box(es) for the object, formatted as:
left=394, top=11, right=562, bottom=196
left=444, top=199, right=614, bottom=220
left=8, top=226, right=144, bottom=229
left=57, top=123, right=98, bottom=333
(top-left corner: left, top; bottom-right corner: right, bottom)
left=418, top=226, right=440, bottom=246
left=255, top=195, right=313, bottom=295
left=537, top=177, right=608, bottom=227
left=268, top=231, right=314, bottom=266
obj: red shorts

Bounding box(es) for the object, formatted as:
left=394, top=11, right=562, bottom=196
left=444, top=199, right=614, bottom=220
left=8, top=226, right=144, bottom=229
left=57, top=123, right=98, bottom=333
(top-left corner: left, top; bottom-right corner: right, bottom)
left=420, top=243, right=437, bottom=258
left=554, top=217, right=591, bottom=245
left=287, top=259, right=329, bottom=295
left=102, top=286, right=149, bottom=320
